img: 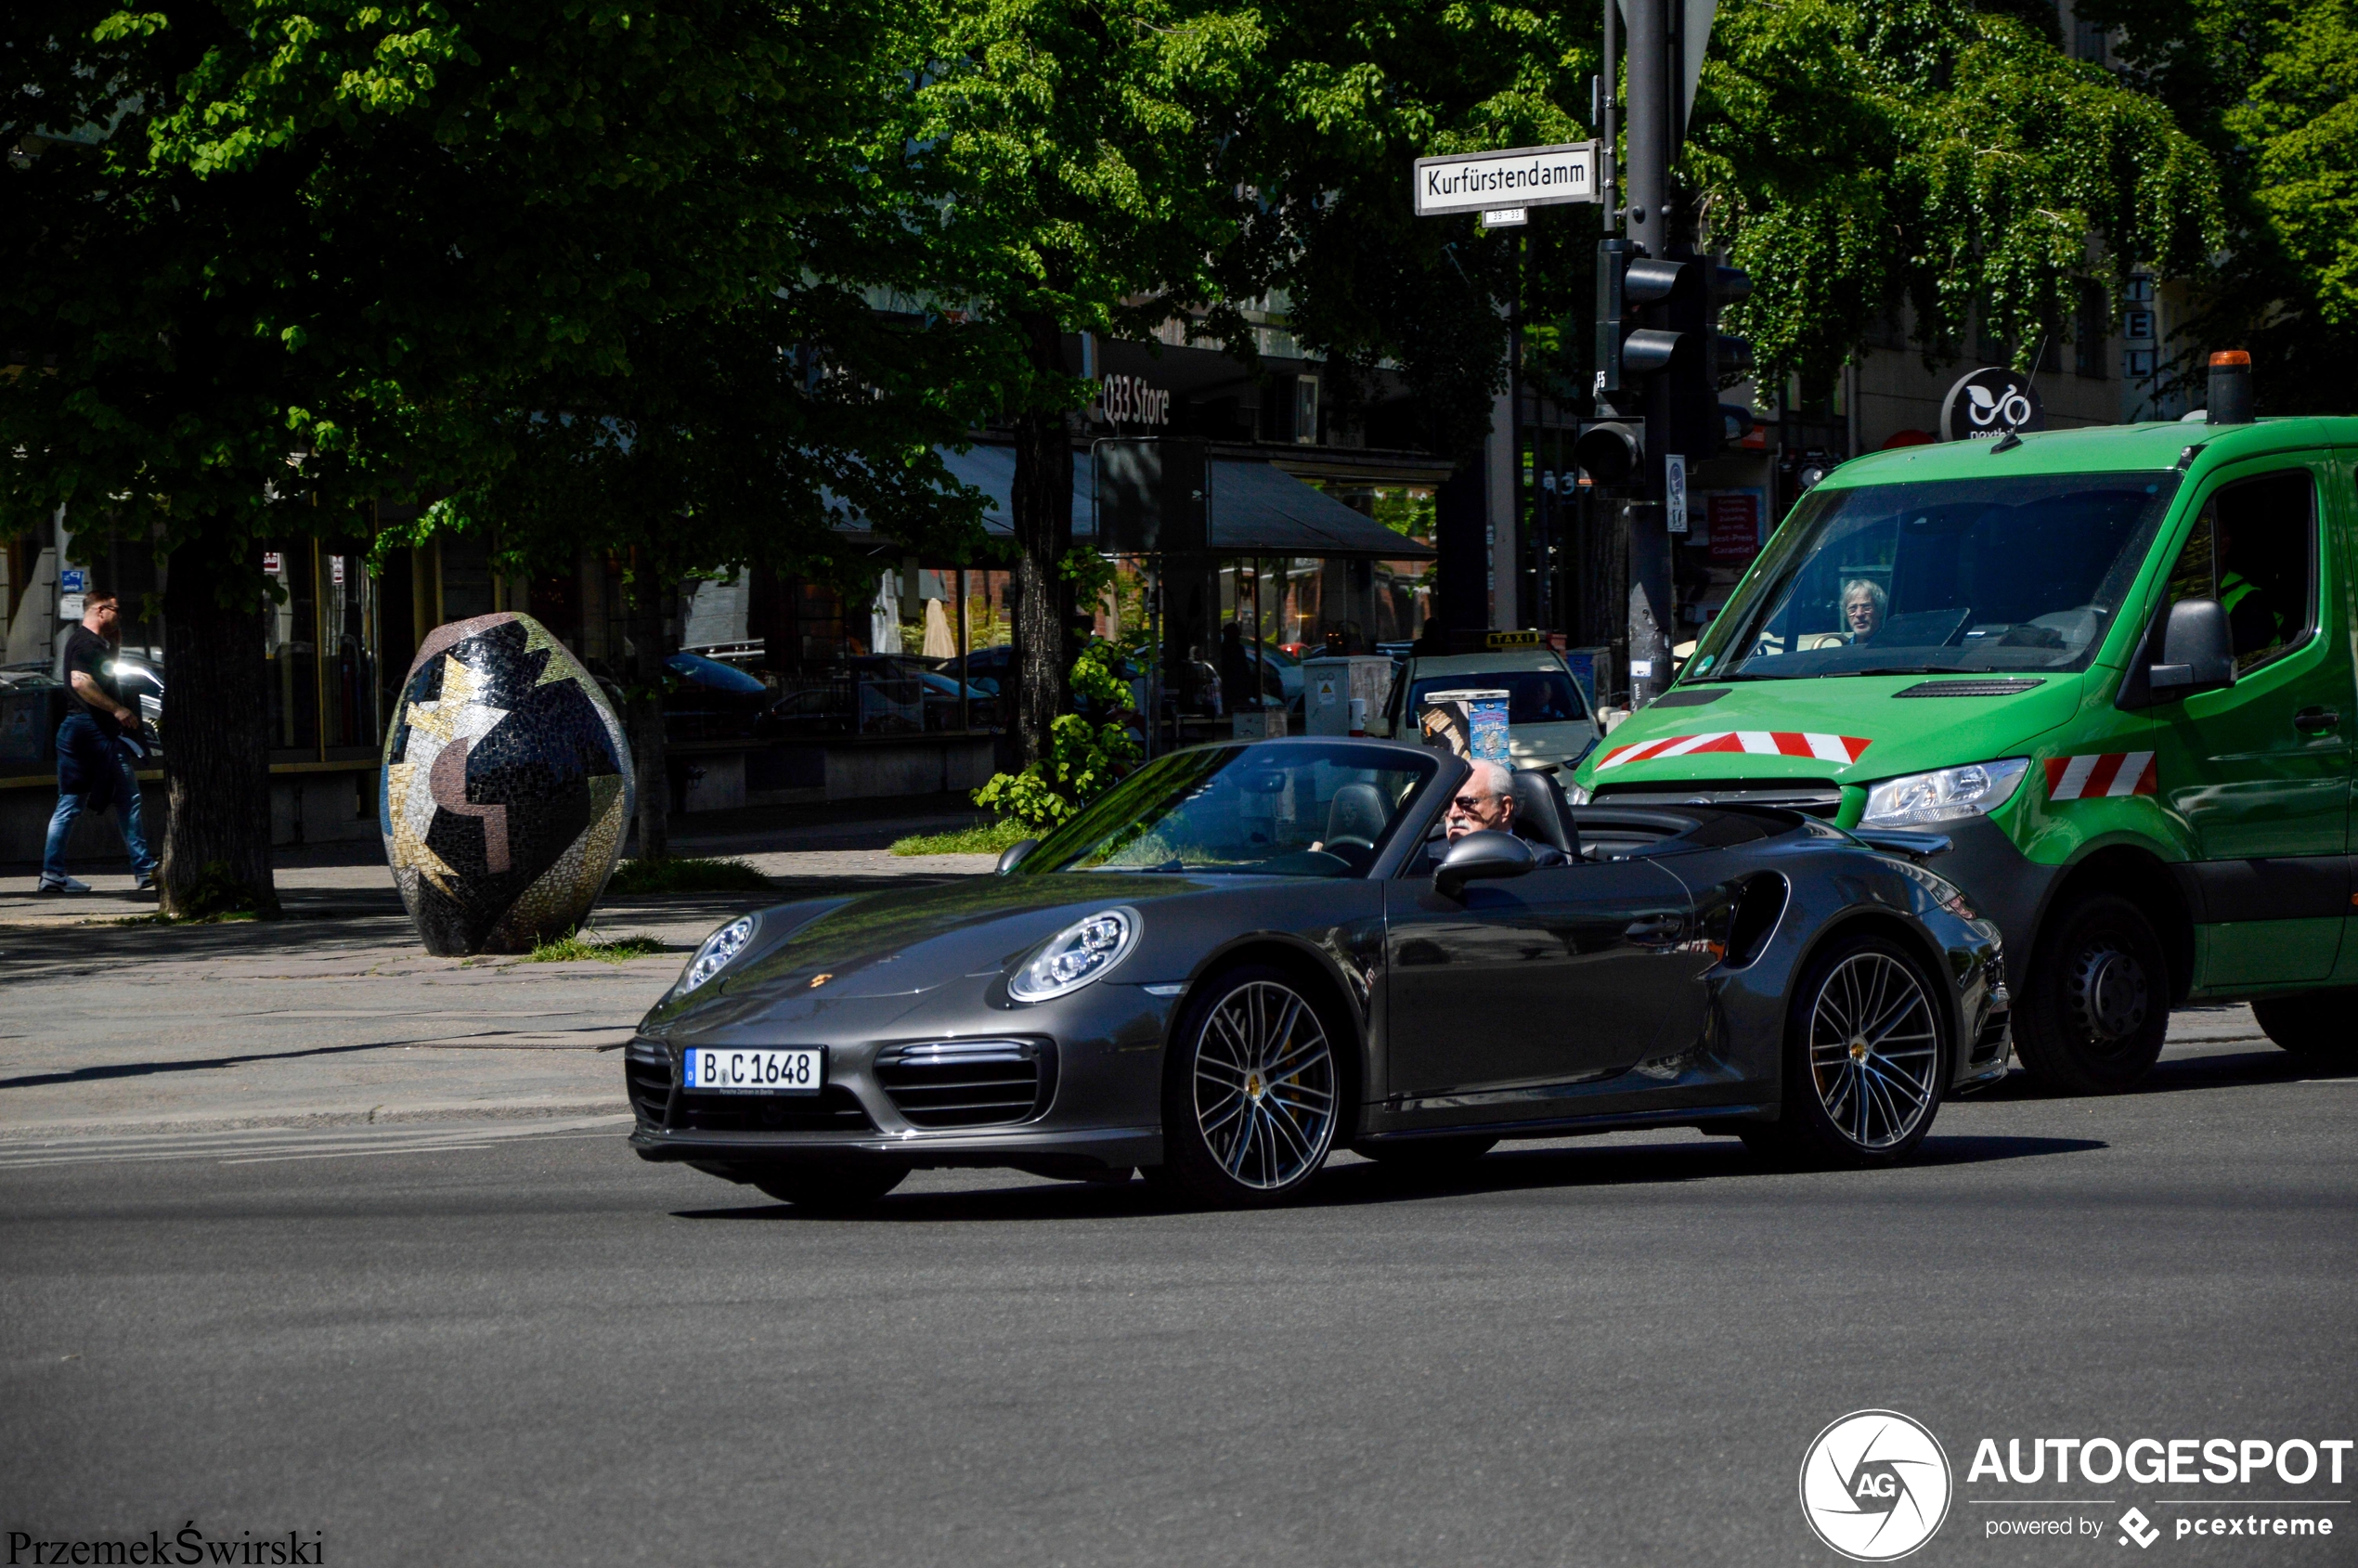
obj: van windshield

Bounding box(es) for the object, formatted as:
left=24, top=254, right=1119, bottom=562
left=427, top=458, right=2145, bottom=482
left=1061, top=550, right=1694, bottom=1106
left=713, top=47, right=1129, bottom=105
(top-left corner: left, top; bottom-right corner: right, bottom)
left=1689, top=472, right=2183, bottom=680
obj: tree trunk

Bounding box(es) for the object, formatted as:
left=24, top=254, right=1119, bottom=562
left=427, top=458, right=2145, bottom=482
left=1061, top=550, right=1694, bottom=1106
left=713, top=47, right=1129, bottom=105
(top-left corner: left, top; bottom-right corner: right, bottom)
left=160, top=534, right=279, bottom=918
left=1008, top=310, right=1073, bottom=766
left=627, top=556, right=670, bottom=862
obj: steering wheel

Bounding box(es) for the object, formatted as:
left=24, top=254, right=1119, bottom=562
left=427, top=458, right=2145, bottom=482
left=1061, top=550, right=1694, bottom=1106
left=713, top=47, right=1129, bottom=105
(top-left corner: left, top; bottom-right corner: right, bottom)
left=1322, top=836, right=1375, bottom=856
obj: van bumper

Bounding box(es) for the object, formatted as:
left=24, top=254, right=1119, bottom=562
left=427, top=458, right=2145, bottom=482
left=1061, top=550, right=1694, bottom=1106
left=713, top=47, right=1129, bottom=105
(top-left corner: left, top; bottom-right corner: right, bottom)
left=1924, top=814, right=2057, bottom=966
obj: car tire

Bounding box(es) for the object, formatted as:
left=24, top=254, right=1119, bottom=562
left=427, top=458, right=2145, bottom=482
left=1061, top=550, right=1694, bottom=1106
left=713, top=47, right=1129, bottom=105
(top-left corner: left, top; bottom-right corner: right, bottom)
left=750, top=1161, right=911, bottom=1212
left=1160, top=964, right=1343, bottom=1207
left=1354, top=1135, right=1497, bottom=1170
left=2251, top=990, right=2358, bottom=1064
left=1746, top=931, right=1948, bottom=1169
left=2015, top=893, right=2170, bottom=1095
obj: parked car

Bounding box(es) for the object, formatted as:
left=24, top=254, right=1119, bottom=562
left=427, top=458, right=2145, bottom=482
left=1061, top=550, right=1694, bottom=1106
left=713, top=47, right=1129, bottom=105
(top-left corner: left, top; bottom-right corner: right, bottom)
left=626, top=736, right=2008, bottom=1211
left=664, top=652, right=772, bottom=742
left=1374, top=647, right=1601, bottom=770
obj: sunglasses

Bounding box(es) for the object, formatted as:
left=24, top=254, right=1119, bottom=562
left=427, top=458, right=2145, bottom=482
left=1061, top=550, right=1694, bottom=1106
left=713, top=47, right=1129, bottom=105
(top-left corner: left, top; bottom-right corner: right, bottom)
left=1449, top=793, right=1500, bottom=812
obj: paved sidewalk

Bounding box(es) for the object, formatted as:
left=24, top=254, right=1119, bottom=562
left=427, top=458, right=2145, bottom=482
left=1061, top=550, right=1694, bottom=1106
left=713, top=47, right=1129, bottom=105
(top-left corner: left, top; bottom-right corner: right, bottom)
left=0, top=848, right=997, bottom=1145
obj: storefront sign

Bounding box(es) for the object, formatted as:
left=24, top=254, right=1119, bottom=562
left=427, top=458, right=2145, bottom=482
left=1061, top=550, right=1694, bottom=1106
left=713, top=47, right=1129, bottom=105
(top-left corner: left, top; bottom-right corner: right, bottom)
left=1098, top=373, right=1171, bottom=427
left=1939, top=367, right=2046, bottom=441
left=1708, top=490, right=1764, bottom=564
left=1412, top=141, right=1600, bottom=217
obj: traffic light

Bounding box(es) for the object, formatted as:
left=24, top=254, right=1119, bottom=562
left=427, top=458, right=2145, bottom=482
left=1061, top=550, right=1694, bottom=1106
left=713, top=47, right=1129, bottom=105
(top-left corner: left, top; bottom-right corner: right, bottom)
left=1594, top=238, right=1690, bottom=396
left=1669, top=257, right=1754, bottom=455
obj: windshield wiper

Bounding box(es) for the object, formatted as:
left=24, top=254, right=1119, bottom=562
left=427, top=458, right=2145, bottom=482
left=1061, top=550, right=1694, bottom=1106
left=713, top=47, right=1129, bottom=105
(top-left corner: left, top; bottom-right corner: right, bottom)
left=1824, top=666, right=1983, bottom=677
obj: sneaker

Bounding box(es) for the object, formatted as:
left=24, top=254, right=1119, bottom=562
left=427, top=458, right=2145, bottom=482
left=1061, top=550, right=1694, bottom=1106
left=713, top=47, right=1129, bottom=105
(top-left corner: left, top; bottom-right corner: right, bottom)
left=35, top=875, right=92, bottom=895
left=134, top=871, right=158, bottom=892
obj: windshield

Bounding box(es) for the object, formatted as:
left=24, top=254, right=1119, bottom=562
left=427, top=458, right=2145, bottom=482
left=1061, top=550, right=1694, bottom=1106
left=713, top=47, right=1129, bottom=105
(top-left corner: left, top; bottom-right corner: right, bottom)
left=1408, top=668, right=1587, bottom=724
left=1691, top=472, right=2182, bottom=680
left=1021, top=743, right=1437, bottom=877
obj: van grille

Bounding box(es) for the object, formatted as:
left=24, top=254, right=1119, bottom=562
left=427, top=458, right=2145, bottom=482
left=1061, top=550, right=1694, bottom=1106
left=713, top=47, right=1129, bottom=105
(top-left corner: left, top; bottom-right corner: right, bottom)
left=1593, top=780, right=1845, bottom=818
left=875, top=1040, right=1051, bottom=1128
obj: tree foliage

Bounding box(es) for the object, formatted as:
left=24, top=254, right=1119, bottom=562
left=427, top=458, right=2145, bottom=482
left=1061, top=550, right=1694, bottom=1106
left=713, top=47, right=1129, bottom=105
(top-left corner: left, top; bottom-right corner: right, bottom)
left=2077, top=0, right=2358, bottom=409
left=1687, top=0, right=2222, bottom=387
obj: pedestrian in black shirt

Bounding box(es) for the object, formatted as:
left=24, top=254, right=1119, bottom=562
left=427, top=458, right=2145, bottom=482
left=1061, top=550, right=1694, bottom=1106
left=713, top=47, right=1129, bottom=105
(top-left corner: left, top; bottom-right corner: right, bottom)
left=40, top=589, right=157, bottom=893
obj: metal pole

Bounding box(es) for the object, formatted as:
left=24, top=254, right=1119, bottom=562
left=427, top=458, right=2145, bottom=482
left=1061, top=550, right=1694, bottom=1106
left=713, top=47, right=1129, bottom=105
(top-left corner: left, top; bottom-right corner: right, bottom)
left=1148, top=556, right=1162, bottom=758
left=1624, top=0, right=1673, bottom=708
left=1601, top=0, right=1618, bottom=235
left=956, top=566, right=969, bottom=732
left=1510, top=229, right=1524, bottom=633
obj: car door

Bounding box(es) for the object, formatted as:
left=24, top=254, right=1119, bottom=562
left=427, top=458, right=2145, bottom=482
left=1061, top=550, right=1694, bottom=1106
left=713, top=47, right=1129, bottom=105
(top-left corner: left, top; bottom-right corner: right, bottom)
left=1383, top=857, right=1702, bottom=1099
left=2151, top=457, right=2354, bottom=985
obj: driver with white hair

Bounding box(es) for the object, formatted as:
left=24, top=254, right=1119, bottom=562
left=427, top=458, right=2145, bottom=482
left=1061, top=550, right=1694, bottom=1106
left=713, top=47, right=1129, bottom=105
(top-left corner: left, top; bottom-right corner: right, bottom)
left=1430, top=758, right=1569, bottom=867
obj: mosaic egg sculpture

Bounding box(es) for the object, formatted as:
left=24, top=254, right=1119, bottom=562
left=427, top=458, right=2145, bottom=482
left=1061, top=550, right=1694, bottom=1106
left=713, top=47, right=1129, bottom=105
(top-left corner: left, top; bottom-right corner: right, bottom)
left=381, top=613, right=636, bottom=956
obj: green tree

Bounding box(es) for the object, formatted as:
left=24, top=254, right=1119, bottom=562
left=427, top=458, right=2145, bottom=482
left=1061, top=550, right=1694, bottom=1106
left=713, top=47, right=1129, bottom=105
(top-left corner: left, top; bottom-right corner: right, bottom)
left=2077, top=0, right=2357, bottom=410
left=3, top=2, right=975, bottom=912
left=906, top=0, right=1267, bottom=764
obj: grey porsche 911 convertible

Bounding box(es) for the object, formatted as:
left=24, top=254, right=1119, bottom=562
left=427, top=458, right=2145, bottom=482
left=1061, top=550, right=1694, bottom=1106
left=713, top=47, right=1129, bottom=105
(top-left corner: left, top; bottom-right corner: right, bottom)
left=626, top=737, right=2009, bottom=1209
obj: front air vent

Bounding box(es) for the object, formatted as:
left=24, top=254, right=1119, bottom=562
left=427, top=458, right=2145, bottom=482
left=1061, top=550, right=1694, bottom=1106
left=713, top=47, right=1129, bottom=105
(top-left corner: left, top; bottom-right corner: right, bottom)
left=1893, top=679, right=2044, bottom=697
left=625, top=1041, right=674, bottom=1126
left=875, top=1040, right=1052, bottom=1128
left=675, top=1085, right=875, bottom=1134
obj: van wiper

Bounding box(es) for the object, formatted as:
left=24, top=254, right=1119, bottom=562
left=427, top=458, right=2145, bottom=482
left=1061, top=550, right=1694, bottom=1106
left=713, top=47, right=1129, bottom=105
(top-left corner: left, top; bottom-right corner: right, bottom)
left=1827, top=666, right=1982, bottom=677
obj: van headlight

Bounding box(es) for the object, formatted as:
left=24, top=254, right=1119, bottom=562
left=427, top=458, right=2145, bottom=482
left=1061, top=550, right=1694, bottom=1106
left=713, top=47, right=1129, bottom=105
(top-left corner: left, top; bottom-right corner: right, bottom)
left=677, top=915, right=756, bottom=995
left=1009, top=909, right=1136, bottom=1002
left=1564, top=779, right=1594, bottom=806
left=1860, top=758, right=2029, bottom=827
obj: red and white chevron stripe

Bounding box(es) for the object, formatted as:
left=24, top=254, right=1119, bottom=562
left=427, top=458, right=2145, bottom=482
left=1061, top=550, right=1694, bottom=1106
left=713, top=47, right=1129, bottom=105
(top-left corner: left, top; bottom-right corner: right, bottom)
left=1595, top=731, right=1873, bottom=770
left=2044, top=751, right=2157, bottom=801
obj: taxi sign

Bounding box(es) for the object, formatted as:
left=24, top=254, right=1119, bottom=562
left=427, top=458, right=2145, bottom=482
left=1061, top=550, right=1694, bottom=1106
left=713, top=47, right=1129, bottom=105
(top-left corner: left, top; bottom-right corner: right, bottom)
left=1485, top=628, right=1545, bottom=649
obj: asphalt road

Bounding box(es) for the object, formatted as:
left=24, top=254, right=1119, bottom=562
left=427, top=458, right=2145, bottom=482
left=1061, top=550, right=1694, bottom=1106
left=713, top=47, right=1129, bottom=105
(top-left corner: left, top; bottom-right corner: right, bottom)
left=5, top=1030, right=2353, bottom=1568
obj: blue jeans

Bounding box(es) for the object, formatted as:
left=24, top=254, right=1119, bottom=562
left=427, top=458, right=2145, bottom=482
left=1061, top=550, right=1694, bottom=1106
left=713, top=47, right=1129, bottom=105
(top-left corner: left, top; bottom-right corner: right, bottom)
left=44, top=739, right=155, bottom=883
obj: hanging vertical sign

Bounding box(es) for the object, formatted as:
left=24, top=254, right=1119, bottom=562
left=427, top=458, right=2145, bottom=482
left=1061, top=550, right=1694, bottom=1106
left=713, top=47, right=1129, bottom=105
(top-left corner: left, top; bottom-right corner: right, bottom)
left=1665, top=453, right=1690, bottom=534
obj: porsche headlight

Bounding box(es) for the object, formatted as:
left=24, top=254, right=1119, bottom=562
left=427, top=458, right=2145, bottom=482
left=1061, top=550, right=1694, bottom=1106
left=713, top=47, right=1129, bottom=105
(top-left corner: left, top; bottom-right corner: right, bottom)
left=677, top=915, right=756, bottom=995
left=1859, top=758, right=2028, bottom=828
left=1008, top=909, right=1136, bottom=1003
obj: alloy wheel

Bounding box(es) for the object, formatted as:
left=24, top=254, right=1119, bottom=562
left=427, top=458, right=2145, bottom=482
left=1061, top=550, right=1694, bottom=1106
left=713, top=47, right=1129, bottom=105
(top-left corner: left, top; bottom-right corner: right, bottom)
left=1807, top=951, right=1940, bottom=1151
left=1190, top=979, right=1338, bottom=1191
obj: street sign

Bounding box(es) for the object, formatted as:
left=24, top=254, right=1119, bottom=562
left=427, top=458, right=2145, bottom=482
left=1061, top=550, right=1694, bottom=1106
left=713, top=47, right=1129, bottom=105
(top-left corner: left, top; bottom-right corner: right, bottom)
left=59, top=567, right=86, bottom=594
left=1412, top=142, right=1601, bottom=217
left=1665, top=453, right=1690, bottom=534
left=1481, top=208, right=1528, bottom=227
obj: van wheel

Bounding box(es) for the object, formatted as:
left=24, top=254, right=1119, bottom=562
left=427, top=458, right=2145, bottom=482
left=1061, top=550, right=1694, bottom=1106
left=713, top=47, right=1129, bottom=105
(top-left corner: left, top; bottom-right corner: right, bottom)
left=2252, top=991, right=2358, bottom=1065
left=2015, top=893, right=2170, bottom=1094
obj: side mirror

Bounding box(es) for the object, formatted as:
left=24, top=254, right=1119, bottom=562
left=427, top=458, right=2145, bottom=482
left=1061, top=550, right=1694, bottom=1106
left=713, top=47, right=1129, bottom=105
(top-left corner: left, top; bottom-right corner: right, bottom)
left=2149, top=598, right=2235, bottom=697
left=1433, top=829, right=1535, bottom=899
left=996, top=838, right=1039, bottom=875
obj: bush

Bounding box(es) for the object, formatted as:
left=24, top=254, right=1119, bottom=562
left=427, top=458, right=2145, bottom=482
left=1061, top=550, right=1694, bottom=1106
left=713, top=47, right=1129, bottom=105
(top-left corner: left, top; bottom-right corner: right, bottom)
left=971, top=635, right=1143, bottom=832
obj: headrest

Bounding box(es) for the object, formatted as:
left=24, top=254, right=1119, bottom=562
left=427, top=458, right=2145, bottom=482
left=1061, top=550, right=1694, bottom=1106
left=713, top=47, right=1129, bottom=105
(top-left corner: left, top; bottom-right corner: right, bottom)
left=1509, top=768, right=1574, bottom=853
left=1326, top=782, right=1389, bottom=844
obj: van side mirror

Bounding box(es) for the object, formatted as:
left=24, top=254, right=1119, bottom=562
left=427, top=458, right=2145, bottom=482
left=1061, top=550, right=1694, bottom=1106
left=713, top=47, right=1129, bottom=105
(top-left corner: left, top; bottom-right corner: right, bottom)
left=1432, top=830, right=1535, bottom=899
left=2148, top=598, right=2235, bottom=697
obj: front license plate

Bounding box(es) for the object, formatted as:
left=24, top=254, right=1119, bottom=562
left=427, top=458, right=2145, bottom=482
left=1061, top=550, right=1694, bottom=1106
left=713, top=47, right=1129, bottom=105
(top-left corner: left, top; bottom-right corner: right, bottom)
left=682, top=1047, right=823, bottom=1095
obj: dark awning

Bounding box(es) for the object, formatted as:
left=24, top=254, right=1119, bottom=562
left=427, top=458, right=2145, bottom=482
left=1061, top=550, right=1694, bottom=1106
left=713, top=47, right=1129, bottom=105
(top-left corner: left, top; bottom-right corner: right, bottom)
left=922, top=445, right=1433, bottom=561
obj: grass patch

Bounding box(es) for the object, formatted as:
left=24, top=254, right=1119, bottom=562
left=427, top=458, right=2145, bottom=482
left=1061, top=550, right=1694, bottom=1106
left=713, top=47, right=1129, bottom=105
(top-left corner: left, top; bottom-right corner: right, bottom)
left=109, top=910, right=261, bottom=927
left=603, top=856, right=772, bottom=895
left=888, top=818, right=1034, bottom=857
left=523, top=929, right=668, bottom=964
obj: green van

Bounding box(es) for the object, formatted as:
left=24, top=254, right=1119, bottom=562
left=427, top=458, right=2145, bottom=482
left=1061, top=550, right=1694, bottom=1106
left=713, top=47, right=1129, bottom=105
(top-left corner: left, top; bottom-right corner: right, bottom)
left=1568, top=413, right=2357, bottom=1092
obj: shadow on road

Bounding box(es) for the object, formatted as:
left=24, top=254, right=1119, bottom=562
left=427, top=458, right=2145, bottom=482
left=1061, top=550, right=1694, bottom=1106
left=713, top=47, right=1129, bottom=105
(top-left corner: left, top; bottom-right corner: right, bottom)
left=669, top=1132, right=2106, bottom=1224
left=1969, top=1046, right=2351, bottom=1102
